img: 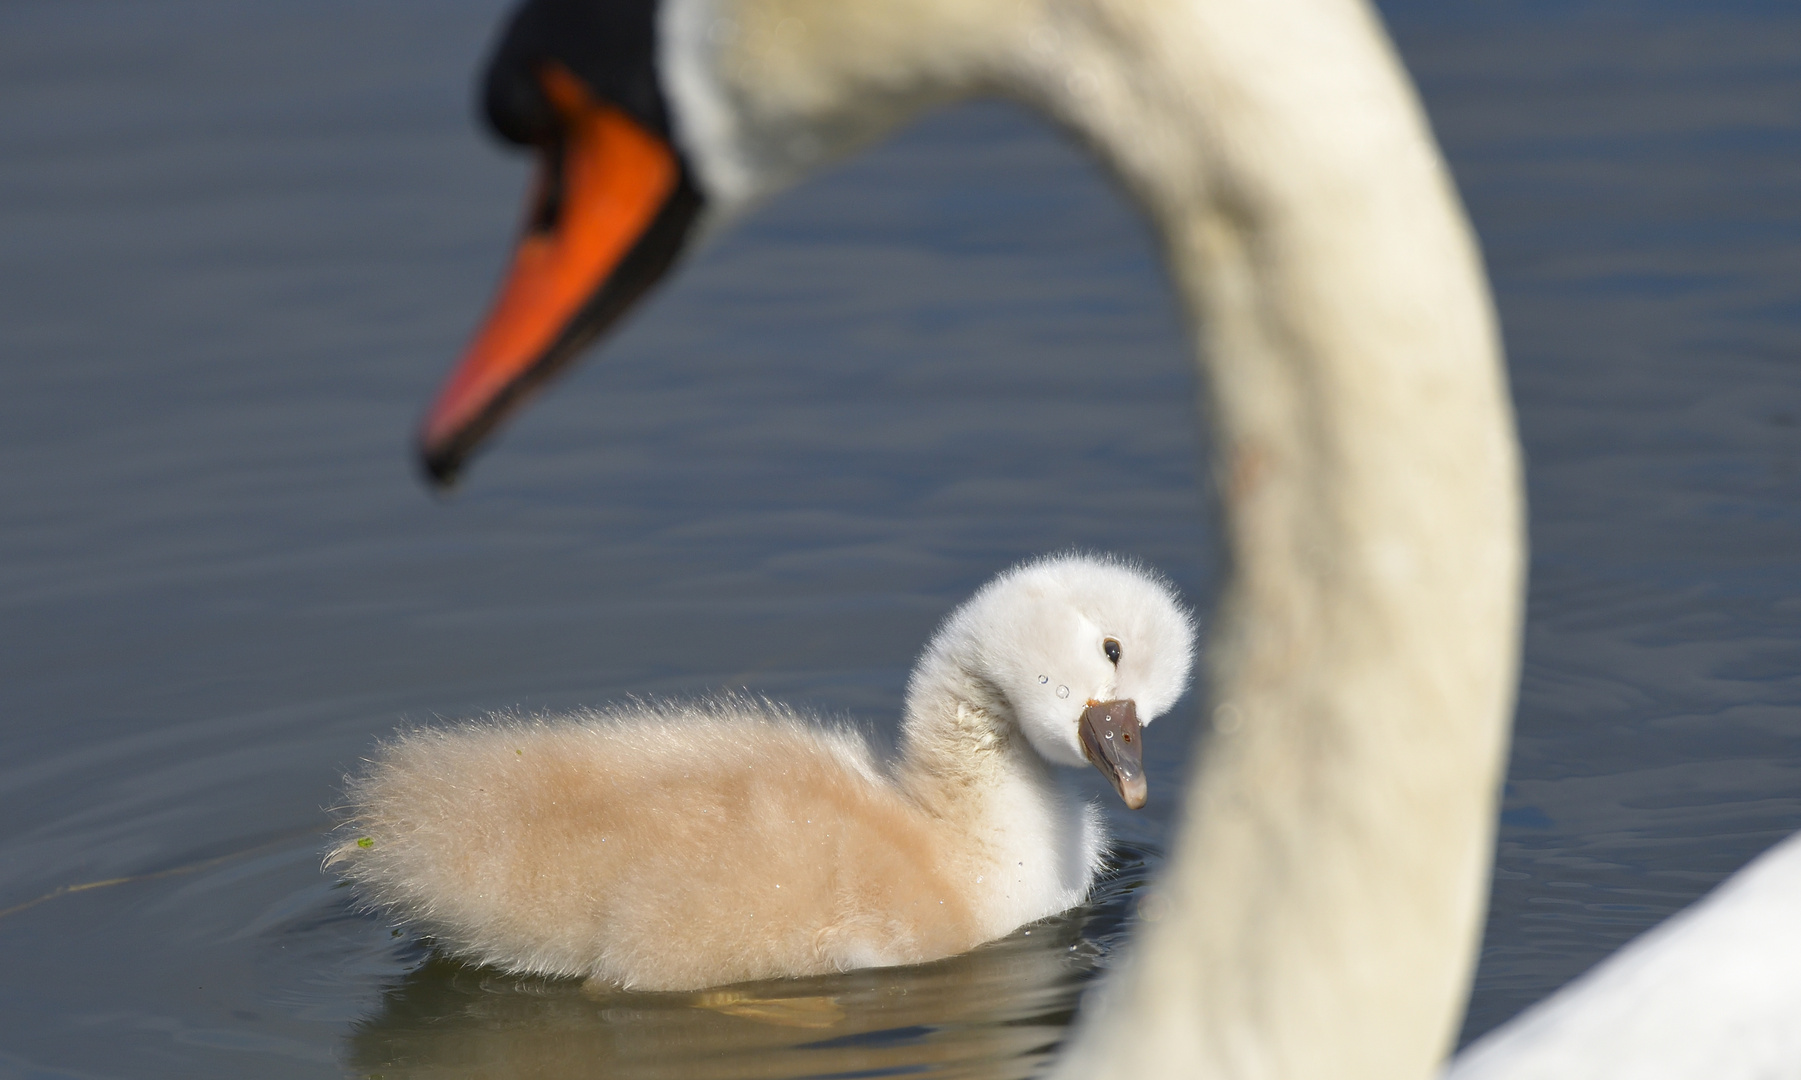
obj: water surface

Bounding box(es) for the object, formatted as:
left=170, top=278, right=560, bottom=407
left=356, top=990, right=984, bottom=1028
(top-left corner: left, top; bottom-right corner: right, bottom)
left=1, top=1, right=1798, bottom=1076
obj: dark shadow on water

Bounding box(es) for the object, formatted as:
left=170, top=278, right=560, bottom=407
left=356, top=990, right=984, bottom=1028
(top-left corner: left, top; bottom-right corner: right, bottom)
left=344, top=845, right=1155, bottom=1080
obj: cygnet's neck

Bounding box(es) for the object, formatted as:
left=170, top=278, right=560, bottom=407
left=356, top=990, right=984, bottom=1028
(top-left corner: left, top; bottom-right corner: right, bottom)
left=894, top=650, right=1102, bottom=934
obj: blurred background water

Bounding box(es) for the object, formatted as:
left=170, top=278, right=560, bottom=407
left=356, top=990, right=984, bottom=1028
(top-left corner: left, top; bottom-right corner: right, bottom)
left=0, top=0, right=1797, bottom=1076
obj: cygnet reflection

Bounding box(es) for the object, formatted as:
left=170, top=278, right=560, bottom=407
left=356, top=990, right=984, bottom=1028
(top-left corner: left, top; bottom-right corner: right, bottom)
left=346, top=847, right=1152, bottom=1080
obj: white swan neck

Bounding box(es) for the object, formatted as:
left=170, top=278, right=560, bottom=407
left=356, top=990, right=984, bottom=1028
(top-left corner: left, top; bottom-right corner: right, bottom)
left=666, top=0, right=1525, bottom=1075
left=1030, top=3, right=1524, bottom=1079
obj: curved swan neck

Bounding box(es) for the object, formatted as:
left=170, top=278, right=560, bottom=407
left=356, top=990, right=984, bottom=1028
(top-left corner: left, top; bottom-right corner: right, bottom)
left=1024, top=4, right=1526, bottom=1080
left=669, top=0, right=1524, bottom=1075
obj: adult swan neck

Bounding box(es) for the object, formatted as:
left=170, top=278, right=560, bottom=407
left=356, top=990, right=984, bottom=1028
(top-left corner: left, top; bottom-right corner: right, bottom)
left=1023, top=1, right=1527, bottom=1078
left=663, top=0, right=1526, bottom=1073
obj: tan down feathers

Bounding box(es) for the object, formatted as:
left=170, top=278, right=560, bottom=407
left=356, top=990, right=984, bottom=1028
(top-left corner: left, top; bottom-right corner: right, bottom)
left=329, top=554, right=1195, bottom=991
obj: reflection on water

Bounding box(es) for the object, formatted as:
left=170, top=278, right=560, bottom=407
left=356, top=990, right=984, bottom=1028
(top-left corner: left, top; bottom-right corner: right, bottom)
left=345, top=850, right=1151, bottom=1080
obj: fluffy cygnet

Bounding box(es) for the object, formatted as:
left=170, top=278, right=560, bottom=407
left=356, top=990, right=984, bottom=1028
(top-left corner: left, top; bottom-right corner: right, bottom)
left=328, top=554, right=1194, bottom=991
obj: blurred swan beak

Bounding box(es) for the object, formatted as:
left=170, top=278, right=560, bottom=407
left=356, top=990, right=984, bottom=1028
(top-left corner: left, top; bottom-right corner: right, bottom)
left=419, top=63, right=700, bottom=487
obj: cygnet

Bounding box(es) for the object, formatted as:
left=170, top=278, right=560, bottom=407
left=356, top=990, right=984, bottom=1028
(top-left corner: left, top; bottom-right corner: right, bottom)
left=328, top=553, right=1194, bottom=991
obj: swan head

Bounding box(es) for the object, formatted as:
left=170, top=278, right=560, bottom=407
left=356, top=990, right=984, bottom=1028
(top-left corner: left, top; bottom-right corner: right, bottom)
left=911, top=555, right=1196, bottom=809
left=416, top=0, right=709, bottom=485
left=415, top=0, right=1016, bottom=486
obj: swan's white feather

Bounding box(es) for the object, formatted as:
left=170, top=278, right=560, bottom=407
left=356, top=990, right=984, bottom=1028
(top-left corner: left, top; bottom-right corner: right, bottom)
left=1447, top=830, right=1801, bottom=1079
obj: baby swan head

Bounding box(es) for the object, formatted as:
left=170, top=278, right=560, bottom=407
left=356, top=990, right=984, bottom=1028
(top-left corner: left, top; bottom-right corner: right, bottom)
left=909, top=554, right=1196, bottom=809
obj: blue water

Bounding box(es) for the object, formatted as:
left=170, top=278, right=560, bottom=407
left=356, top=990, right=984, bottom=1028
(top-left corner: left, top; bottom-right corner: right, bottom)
left=0, top=1, right=1797, bottom=1076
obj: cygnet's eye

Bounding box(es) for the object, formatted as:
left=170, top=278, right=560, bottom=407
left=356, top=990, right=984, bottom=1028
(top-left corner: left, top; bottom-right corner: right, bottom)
left=1103, top=638, right=1122, bottom=665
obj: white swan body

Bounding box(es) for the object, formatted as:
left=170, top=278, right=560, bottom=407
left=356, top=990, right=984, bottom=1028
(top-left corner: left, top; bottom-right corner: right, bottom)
left=331, top=554, right=1194, bottom=990
left=1445, top=829, right=1801, bottom=1079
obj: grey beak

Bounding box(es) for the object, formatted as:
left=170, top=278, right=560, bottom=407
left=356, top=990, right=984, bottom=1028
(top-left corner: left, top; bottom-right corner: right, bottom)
left=1079, top=699, right=1146, bottom=809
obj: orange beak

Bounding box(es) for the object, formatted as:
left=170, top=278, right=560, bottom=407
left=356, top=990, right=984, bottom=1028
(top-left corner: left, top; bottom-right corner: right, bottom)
left=418, top=63, right=700, bottom=486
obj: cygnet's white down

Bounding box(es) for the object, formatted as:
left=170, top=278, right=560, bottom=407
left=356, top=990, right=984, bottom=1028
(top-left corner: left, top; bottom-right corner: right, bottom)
left=329, top=553, right=1194, bottom=991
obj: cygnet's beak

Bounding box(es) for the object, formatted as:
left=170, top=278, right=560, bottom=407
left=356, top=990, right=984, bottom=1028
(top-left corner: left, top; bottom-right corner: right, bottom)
left=1079, top=699, right=1146, bottom=810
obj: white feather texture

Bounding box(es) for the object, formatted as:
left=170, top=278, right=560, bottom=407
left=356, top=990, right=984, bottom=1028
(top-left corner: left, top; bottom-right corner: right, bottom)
left=329, top=553, right=1194, bottom=991
left=1445, top=830, right=1801, bottom=1080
